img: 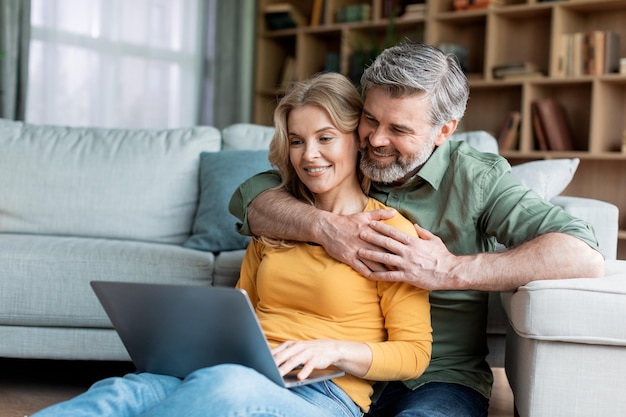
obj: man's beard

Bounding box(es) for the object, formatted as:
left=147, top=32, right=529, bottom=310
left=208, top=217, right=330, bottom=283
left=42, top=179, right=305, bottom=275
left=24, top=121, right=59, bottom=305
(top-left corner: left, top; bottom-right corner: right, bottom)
left=359, top=134, right=437, bottom=184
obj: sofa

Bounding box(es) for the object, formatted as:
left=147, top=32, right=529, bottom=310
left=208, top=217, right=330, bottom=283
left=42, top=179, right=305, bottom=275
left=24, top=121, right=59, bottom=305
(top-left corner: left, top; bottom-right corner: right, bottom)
left=1, top=119, right=624, bottom=416
left=0, top=119, right=275, bottom=360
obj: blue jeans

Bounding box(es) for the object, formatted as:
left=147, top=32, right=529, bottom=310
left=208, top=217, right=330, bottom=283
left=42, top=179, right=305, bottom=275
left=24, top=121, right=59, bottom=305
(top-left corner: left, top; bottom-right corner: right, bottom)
left=366, top=381, right=489, bottom=417
left=31, top=364, right=362, bottom=417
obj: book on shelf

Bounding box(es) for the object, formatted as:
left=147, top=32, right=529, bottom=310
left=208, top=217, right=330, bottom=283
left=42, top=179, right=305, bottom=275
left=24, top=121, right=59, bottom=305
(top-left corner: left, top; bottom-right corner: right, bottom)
left=336, top=4, right=371, bottom=23
left=324, top=51, right=340, bottom=73
left=558, top=30, right=621, bottom=76
left=453, top=0, right=514, bottom=11
left=531, top=99, right=576, bottom=151
left=400, top=2, right=426, bottom=19
left=310, top=0, right=324, bottom=26
left=492, top=62, right=541, bottom=80
left=382, top=0, right=404, bottom=18
left=497, top=111, right=521, bottom=151
left=279, top=56, right=296, bottom=89
left=530, top=104, right=549, bottom=151
left=605, top=32, right=621, bottom=74
left=264, top=3, right=307, bottom=30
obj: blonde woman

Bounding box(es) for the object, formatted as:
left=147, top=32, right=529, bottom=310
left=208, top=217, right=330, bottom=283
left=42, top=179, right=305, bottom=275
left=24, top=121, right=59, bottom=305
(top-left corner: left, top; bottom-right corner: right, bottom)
left=32, top=72, right=431, bottom=417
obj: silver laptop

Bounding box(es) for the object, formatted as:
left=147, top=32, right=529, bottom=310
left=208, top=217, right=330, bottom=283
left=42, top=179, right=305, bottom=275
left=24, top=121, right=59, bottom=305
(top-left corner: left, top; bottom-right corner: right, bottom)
left=90, top=281, right=344, bottom=388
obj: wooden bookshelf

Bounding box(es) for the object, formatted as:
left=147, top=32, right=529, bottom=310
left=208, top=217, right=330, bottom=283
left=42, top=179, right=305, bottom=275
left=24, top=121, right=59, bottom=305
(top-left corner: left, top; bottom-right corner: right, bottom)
left=253, top=0, right=626, bottom=258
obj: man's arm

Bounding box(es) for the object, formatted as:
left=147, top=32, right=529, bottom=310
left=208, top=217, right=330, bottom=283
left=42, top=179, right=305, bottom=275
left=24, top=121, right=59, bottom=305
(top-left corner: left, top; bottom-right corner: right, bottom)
left=358, top=221, right=605, bottom=291
left=246, top=188, right=322, bottom=242
left=229, top=173, right=396, bottom=275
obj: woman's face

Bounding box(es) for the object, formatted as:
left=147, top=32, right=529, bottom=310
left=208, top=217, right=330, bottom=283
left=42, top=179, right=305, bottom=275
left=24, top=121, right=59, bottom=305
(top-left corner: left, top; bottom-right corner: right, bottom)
left=287, top=105, right=360, bottom=199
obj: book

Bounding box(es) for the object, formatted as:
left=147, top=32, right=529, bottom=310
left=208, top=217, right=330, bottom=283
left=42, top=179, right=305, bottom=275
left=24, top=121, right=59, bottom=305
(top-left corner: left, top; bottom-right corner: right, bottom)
left=492, top=62, right=539, bottom=79
left=531, top=98, right=576, bottom=151
left=453, top=0, right=514, bottom=11
left=584, top=31, right=605, bottom=75
left=497, top=111, right=521, bottom=151
left=560, top=31, right=621, bottom=76
left=530, top=103, right=549, bottom=151
left=264, top=3, right=307, bottom=30
left=279, top=56, right=296, bottom=89
left=310, top=0, right=324, bottom=26
left=324, top=51, right=340, bottom=73
left=498, top=71, right=544, bottom=81
left=572, top=32, right=583, bottom=76
left=604, top=31, right=621, bottom=74
left=336, top=4, right=371, bottom=22
left=400, top=3, right=426, bottom=19
left=555, top=33, right=572, bottom=78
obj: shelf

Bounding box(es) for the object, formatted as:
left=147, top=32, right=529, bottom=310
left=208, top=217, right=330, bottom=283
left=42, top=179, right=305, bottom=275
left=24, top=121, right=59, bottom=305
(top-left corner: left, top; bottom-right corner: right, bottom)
left=253, top=0, right=626, bottom=257
left=503, top=151, right=626, bottom=161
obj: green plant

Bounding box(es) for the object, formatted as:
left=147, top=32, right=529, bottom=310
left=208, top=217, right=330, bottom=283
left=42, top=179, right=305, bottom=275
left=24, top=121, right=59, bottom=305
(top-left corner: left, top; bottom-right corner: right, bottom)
left=347, top=11, right=403, bottom=87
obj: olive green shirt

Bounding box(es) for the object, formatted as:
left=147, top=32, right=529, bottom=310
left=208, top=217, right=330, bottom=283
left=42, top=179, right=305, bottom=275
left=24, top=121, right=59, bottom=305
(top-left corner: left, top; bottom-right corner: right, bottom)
left=229, top=139, right=599, bottom=399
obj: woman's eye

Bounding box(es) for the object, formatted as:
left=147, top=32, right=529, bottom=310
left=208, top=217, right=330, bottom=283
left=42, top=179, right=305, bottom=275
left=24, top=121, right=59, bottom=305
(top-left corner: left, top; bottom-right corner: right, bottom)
left=290, top=139, right=303, bottom=146
left=319, top=136, right=333, bottom=142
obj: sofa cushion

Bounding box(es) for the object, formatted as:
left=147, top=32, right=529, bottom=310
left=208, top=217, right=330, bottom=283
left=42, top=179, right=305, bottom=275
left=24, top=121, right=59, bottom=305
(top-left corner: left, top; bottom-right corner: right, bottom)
left=184, top=150, right=273, bottom=252
left=450, top=130, right=499, bottom=154
left=0, top=234, right=215, bottom=328
left=213, top=249, right=247, bottom=287
left=0, top=119, right=221, bottom=244
left=221, top=123, right=274, bottom=150
left=504, top=259, right=626, bottom=345
left=511, top=158, right=579, bottom=201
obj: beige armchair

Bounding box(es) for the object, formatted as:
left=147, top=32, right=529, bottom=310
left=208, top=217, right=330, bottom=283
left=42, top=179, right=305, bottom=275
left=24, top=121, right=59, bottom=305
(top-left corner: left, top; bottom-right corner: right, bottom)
left=503, top=258, right=626, bottom=417
left=453, top=131, right=626, bottom=416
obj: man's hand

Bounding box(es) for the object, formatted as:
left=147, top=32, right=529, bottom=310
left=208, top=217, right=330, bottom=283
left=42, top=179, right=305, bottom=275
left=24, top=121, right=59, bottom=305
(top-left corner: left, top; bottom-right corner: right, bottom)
left=317, top=209, right=397, bottom=276
left=358, top=221, right=605, bottom=292
left=357, top=221, right=457, bottom=290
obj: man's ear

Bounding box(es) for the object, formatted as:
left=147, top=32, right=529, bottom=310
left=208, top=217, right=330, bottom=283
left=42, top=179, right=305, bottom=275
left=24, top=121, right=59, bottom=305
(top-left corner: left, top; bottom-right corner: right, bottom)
left=434, top=119, right=458, bottom=146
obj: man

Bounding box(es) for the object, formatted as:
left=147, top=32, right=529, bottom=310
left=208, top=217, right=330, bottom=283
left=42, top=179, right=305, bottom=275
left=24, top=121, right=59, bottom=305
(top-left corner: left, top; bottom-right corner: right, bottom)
left=229, top=43, right=604, bottom=417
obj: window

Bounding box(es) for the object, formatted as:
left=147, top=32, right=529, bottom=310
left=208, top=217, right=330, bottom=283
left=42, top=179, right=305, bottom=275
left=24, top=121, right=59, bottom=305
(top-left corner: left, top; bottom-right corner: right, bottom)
left=27, top=0, right=204, bottom=129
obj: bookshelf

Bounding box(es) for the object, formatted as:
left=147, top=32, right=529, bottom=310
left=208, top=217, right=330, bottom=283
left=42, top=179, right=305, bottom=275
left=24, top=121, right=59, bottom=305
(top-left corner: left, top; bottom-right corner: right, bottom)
left=253, top=0, right=626, bottom=259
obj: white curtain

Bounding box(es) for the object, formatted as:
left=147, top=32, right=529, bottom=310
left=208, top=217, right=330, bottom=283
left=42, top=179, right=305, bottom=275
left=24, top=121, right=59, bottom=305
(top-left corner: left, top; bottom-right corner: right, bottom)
left=26, top=0, right=205, bottom=129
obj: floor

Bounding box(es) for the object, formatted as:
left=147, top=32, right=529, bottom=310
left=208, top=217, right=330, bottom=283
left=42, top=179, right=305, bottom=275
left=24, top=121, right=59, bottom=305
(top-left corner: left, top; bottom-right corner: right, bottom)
left=0, top=358, right=514, bottom=417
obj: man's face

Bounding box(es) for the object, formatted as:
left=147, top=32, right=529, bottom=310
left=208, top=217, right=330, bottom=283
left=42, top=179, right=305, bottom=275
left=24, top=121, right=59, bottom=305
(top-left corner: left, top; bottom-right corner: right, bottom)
left=358, top=86, right=446, bottom=184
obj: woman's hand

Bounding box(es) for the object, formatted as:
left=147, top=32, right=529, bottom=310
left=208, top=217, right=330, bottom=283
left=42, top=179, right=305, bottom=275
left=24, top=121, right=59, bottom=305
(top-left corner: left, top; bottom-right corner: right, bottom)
left=271, top=339, right=372, bottom=381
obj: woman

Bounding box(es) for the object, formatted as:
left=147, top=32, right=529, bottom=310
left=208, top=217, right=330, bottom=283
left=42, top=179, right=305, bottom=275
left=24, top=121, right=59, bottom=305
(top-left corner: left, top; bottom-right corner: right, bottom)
left=31, top=72, right=431, bottom=417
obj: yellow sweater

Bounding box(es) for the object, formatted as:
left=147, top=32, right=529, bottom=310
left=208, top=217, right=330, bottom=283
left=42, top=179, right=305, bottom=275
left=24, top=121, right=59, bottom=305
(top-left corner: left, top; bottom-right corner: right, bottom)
left=236, top=198, right=432, bottom=411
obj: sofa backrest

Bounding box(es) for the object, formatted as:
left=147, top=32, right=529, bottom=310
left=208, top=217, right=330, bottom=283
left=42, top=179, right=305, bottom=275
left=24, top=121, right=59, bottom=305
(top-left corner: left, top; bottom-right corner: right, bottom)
left=221, top=123, right=274, bottom=150
left=0, top=119, right=221, bottom=244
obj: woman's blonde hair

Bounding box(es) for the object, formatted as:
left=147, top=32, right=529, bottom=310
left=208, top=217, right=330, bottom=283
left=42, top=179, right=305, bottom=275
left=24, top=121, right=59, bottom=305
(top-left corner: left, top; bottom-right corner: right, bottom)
left=270, top=72, right=367, bottom=203
left=260, top=72, right=367, bottom=248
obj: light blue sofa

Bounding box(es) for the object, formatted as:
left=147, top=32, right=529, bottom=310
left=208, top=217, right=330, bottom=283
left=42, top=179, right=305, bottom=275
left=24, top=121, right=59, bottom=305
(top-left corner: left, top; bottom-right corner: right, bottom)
left=0, top=119, right=622, bottom=417
left=0, top=119, right=275, bottom=361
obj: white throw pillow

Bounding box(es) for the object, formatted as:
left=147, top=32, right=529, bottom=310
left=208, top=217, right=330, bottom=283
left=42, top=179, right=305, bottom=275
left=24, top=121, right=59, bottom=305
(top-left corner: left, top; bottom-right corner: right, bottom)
left=511, top=158, right=579, bottom=201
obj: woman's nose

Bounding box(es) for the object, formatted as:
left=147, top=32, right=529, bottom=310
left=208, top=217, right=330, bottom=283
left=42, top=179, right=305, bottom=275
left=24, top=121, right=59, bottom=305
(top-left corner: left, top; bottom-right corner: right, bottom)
left=303, top=143, right=320, bottom=160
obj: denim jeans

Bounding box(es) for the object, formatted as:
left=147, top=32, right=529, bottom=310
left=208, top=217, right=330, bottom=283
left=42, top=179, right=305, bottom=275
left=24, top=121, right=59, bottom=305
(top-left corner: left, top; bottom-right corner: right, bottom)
left=366, top=381, right=489, bottom=417
left=31, top=364, right=362, bottom=417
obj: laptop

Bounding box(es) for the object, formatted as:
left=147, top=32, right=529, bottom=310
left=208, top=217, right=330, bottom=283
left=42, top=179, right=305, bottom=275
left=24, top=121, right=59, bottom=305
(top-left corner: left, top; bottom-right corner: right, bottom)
left=90, top=280, right=344, bottom=388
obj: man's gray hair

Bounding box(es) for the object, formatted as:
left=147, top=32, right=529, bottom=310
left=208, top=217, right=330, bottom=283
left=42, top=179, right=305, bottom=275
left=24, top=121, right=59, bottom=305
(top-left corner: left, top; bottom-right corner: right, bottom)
left=360, top=42, right=469, bottom=128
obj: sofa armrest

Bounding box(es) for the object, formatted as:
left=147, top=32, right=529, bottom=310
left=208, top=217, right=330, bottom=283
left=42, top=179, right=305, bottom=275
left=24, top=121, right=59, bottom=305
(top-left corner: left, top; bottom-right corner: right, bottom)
left=501, top=259, right=626, bottom=342
left=550, top=195, right=618, bottom=260
left=501, top=260, right=626, bottom=416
